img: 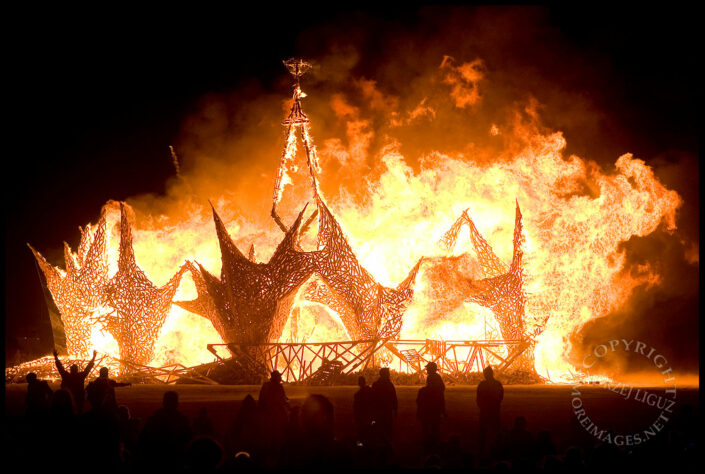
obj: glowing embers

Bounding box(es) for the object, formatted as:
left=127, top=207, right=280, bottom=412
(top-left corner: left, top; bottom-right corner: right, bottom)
left=29, top=203, right=188, bottom=367
left=441, top=202, right=540, bottom=372
left=304, top=197, right=423, bottom=340
left=28, top=211, right=110, bottom=358
left=177, top=204, right=317, bottom=346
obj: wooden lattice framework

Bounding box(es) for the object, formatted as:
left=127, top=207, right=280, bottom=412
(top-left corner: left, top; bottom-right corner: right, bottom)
left=180, top=59, right=423, bottom=348
left=207, top=339, right=389, bottom=383
left=385, top=339, right=529, bottom=380
left=205, top=336, right=531, bottom=384
left=28, top=210, right=110, bottom=358
left=303, top=197, right=423, bottom=340
left=175, top=204, right=316, bottom=349
left=98, top=204, right=188, bottom=368
left=29, top=204, right=188, bottom=369
left=440, top=203, right=541, bottom=373
left=20, top=59, right=546, bottom=382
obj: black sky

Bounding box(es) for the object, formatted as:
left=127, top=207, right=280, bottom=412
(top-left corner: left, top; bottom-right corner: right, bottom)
left=5, top=6, right=699, bottom=366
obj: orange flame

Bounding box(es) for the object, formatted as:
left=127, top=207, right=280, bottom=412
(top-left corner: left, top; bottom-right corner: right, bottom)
left=42, top=57, right=682, bottom=383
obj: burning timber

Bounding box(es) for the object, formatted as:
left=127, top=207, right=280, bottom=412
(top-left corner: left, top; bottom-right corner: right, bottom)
left=438, top=203, right=544, bottom=374
left=29, top=204, right=187, bottom=371
left=16, top=58, right=545, bottom=383
left=175, top=204, right=316, bottom=348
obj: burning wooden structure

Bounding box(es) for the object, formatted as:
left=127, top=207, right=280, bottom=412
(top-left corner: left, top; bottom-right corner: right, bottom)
left=17, top=58, right=543, bottom=384
left=29, top=204, right=187, bottom=371
left=439, top=203, right=538, bottom=373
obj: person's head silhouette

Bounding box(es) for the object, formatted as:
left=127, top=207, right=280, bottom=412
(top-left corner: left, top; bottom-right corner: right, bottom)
left=163, top=391, right=179, bottom=411
left=483, top=366, right=494, bottom=380
left=117, top=405, right=130, bottom=421
left=301, top=394, right=334, bottom=437
left=270, top=370, right=282, bottom=383
left=99, top=367, right=109, bottom=378
left=425, top=361, right=438, bottom=375
left=52, top=389, right=74, bottom=416
left=379, top=367, right=390, bottom=380
left=358, top=376, right=366, bottom=388
left=70, top=364, right=79, bottom=375
left=26, top=372, right=37, bottom=383
left=514, top=416, right=527, bottom=430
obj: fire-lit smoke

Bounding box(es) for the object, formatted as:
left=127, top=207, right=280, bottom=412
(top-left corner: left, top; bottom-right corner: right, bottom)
left=42, top=10, right=695, bottom=382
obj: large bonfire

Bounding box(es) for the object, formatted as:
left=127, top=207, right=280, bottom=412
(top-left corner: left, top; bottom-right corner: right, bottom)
left=16, top=56, right=681, bottom=384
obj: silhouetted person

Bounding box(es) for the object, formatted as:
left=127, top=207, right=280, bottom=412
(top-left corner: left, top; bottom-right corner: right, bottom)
left=353, top=375, right=374, bottom=444
left=372, top=367, right=398, bottom=445
left=193, top=406, right=215, bottom=438
left=116, top=405, right=140, bottom=466
left=476, top=365, right=503, bottom=455
left=298, top=394, right=349, bottom=467
left=279, top=405, right=305, bottom=468
left=48, top=389, right=80, bottom=465
left=508, top=416, right=534, bottom=464
left=258, top=370, right=289, bottom=422
left=589, top=429, right=624, bottom=470
left=81, top=392, right=121, bottom=468
left=230, top=451, right=253, bottom=470
left=417, top=362, right=446, bottom=452
left=425, top=361, right=446, bottom=395
left=25, top=372, right=52, bottom=419
left=86, top=367, right=130, bottom=413
left=535, top=429, right=557, bottom=463
left=226, top=394, right=258, bottom=457
left=285, top=404, right=301, bottom=440
left=258, top=370, right=289, bottom=466
left=185, top=436, right=223, bottom=472
left=138, top=391, right=193, bottom=470
left=53, top=348, right=96, bottom=413
left=50, top=389, right=75, bottom=422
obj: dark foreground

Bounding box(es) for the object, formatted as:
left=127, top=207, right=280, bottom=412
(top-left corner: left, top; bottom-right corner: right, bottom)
left=5, top=383, right=699, bottom=470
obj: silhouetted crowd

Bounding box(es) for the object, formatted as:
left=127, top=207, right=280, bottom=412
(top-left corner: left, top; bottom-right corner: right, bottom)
left=7, top=355, right=698, bottom=471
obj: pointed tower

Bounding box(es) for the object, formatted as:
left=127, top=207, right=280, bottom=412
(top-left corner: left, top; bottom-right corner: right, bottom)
left=269, top=59, right=423, bottom=342
left=99, top=204, right=188, bottom=369
left=271, top=58, right=321, bottom=233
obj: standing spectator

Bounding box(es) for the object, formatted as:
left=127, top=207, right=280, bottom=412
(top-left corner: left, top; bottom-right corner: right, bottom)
left=298, top=394, right=349, bottom=467
left=25, top=372, right=52, bottom=419
left=508, top=416, right=534, bottom=465
left=225, top=395, right=258, bottom=457
left=372, top=367, right=398, bottom=445
left=353, top=375, right=374, bottom=445
left=416, top=362, right=446, bottom=453
left=258, top=370, right=289, bottom=423
left=47, top=389, right=80, bottom=466
left=53, top=348, right=96, bottom=413
left=258, top=370, right=289, bottom=466
left=193, top=406, right=215, bottom=438
left=138, top=391, right=193, bottom=470
left=477, top=365, right=503, bottom=456
left=86, top=367, right=131, bottom=413
left=116, top=405, right=140, bottom=466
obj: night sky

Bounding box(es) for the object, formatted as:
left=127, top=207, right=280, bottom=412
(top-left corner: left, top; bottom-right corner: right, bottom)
left=5, top=6, right=699, bottom=371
